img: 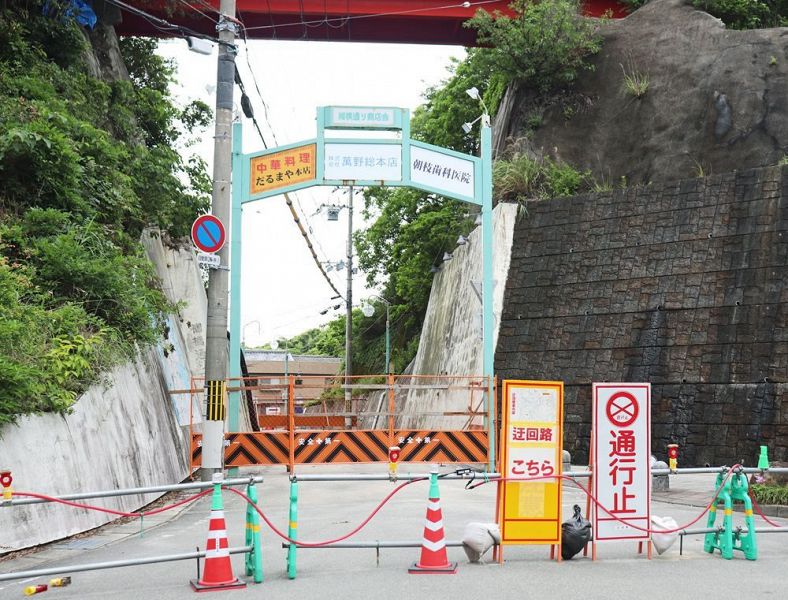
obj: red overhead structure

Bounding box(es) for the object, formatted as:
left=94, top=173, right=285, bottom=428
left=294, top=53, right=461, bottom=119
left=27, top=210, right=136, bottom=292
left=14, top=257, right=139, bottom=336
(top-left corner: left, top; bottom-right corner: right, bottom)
left=114, top=1, right=627, bottom=45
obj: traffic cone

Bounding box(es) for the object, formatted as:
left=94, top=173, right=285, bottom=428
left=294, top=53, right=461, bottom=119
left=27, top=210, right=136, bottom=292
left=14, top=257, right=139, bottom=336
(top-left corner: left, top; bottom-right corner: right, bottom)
left=191, top=473, right=246, bottom=592
left=409, top=467, right=457, bottom=574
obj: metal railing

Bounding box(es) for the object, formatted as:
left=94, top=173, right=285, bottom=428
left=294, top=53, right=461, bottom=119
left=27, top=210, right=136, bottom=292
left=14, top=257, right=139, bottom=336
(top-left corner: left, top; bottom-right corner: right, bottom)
left=0, top=547, right=252, bottom=582
left=1, top=477, right=263, bottom=508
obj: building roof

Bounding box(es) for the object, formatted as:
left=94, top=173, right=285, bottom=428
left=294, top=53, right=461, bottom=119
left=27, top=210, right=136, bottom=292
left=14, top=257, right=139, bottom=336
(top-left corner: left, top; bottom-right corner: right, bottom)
left=244, top=350, right=342, bottom=377
left=244, top=350, right=341, bottom=364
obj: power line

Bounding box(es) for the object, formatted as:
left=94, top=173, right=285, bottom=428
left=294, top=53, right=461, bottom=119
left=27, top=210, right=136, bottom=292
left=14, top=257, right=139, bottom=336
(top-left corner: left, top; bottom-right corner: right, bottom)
left=230, top=74, right=343, bottom=299
left=108, top=0, right=341, bottom=301
left=242, top=0, right=501, bottom=32
left=228, top=15, right=341, bottom=301
left=173, top=0, right=218, bottom=24
left=104, top=0, right=236, bottom=48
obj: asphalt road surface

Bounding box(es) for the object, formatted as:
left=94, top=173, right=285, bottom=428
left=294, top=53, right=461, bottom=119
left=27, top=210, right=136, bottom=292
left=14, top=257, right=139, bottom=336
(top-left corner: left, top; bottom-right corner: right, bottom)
left=1, top=464, right=786, bottom=599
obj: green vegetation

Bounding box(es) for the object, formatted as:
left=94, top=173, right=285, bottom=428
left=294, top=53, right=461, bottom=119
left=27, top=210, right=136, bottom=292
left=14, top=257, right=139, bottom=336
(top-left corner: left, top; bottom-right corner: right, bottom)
left=692, top=0, right=787, bottom=29
left=750, top=483, right=788, bottom=505
left=624, top=0, right=787, bottom=29
left=621, top=62, right=650, bottom=98
left=465, top=0, right=602, bottom=92
left=0, top=3, right=211, bottom=423
left=493, top=153, right=594, bottom=203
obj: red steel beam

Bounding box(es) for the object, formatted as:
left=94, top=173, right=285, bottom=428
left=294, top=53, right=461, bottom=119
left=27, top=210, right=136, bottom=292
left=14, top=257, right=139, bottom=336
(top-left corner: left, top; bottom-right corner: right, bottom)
left=114, top=1, right=628, bottom=45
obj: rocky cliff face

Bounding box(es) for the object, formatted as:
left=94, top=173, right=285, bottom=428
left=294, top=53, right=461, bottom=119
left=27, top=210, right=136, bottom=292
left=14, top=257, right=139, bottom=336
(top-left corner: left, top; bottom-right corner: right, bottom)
left=495, top=0, right=787, bottom=185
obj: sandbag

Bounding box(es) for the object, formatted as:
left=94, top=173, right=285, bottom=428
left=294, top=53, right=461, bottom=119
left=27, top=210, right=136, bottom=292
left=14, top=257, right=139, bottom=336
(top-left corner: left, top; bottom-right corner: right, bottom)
left=462, top=522, right=501, bottom=563
left=561, top=505, right=592, bottom=560
left=650, top=515, right=678, bottom=555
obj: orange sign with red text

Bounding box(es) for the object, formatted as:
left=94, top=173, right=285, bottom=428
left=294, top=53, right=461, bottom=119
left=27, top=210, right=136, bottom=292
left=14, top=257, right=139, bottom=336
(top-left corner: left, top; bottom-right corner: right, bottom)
left=250, top=143, right=316, bottom=196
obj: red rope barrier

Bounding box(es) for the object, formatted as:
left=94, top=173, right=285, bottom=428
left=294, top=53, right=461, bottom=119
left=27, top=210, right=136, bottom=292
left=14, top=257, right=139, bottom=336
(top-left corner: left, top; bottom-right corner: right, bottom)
left=226, top=478, right=426, bottom=547
left=749, top=493, right=784, bottom=528
left=14, top=465, right=783, bottom=549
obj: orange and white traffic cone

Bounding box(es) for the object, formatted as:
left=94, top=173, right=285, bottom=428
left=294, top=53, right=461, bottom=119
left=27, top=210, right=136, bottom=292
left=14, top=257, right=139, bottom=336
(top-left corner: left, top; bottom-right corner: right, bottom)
left=191, top=473, right=246, bottom=592
left=409, top=467, right=457, bottom=574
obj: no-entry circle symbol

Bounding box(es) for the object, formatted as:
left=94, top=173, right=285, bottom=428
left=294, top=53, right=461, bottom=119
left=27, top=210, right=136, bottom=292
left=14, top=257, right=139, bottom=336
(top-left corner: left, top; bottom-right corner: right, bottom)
left=606, top=391, right=639, bottom=427
left=191, top=215, right=226, bottom=254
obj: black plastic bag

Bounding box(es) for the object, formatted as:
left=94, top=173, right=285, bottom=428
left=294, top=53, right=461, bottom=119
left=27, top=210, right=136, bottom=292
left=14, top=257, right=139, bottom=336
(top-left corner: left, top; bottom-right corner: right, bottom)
left=561, top=505, right=592, bottom=560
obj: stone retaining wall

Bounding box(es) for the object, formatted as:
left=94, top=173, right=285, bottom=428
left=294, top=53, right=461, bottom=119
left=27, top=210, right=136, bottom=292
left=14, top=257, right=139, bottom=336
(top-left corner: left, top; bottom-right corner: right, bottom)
left=495, top=166, right=787, bottom=466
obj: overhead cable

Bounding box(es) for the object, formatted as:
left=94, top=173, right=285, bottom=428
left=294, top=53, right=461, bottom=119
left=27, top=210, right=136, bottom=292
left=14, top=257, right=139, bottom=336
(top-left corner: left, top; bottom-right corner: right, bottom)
left=242, top=0, right=502, bottom=32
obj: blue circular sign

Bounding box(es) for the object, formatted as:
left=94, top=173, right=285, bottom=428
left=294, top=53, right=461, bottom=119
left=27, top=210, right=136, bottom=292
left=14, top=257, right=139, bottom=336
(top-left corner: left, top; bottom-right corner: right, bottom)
left=191, top=215, right=226, bottom=254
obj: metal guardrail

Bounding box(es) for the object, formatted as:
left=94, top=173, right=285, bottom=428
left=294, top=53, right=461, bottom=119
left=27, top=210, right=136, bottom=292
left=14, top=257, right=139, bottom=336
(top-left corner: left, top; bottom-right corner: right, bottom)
left=291, top=472, right=501, bottom=482
left=681, top=527, right=788, bottom=536
left=290, top=467, right=788, bottom=483
left=0, top=546, right=253, bottom=582
left=1, top=477, right=264, bottom=508
left=281, top=540, right=465, bottom=548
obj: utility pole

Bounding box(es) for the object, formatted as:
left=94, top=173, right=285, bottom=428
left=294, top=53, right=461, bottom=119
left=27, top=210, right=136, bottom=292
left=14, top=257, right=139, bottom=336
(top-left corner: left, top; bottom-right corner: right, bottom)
left=200, top=0, right=238, bottom=481
left=344, top=185, right=354, bottom=422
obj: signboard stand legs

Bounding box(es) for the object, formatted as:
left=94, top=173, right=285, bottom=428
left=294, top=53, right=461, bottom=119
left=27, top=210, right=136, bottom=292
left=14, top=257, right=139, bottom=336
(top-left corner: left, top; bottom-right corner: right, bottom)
left=584, top=429, right=595, bottom=560
left=493, top=482, right=502, bottom=564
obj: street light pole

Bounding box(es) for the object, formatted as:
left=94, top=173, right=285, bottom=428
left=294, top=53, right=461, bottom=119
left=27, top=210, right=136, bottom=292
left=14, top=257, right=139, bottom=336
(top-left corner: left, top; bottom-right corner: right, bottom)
left=201, top=0, right=238, bottom=481
left=361, top=295, right=390, bottom=374
left=384, top=302, right=390, bottom=375
left=344, top=185, right=354, bottom=420
left=362, top=294, right=392, bottom=432
left=465, top=86, right=495, bottom=472
left=481, top=120, right=495, bottom=472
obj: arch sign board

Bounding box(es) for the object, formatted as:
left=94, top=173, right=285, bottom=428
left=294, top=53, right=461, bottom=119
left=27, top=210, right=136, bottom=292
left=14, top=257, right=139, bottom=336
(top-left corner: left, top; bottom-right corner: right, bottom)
left=224, top=105, right=496, bottom=471
left=238, top=106, right=482, bottom=206
left=592, top=383, right=651, bottom=542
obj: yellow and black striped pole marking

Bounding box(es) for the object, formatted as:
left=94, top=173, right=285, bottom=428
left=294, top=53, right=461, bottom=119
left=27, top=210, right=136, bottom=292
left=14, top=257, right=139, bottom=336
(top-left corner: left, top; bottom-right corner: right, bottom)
left=206, top=380, right=226, bottom=421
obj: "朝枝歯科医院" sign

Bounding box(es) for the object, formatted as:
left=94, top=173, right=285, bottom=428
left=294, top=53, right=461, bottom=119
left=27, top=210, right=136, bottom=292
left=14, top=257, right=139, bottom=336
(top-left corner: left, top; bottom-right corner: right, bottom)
left=409, top=144, right=475, bottom=201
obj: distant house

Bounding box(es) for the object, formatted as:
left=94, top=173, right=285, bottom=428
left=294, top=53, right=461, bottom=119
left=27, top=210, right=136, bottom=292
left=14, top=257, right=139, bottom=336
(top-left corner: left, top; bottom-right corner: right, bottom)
left=243, top=350, right=341, bottom=421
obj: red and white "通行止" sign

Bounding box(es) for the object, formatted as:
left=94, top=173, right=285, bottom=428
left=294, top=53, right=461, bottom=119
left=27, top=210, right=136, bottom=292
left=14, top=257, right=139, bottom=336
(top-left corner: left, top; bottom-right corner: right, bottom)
left=592, top=383, right=651, bottom=541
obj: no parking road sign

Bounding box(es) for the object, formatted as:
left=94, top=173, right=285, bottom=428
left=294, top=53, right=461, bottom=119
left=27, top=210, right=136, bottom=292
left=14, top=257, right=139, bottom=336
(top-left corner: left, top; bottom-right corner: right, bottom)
left=191, top=215, right=226, bottom=254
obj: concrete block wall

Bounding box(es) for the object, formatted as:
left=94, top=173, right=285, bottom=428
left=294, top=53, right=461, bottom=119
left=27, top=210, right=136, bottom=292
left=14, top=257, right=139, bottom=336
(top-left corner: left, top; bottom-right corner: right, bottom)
left=495, top=166, right=787, bottom=466
left=397, top=203, right=519, bottom=429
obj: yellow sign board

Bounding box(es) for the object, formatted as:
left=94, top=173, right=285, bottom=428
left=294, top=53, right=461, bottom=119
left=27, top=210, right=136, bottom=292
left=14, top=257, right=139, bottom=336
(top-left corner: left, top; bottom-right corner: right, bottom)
left=499, top=380, right=563, bottom=545
left=250, top=143, right=316, bottom=196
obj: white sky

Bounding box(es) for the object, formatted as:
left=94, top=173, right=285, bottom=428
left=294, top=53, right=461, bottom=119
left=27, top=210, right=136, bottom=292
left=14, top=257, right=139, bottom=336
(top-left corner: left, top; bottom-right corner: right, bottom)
left=158, top=39, right=464, bottom=346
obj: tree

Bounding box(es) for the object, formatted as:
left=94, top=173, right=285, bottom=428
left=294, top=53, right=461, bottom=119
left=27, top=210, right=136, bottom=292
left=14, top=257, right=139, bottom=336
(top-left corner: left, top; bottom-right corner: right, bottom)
left=0, top=4, right=211, bottom=422
left=465, top=0, right=602, bottom=92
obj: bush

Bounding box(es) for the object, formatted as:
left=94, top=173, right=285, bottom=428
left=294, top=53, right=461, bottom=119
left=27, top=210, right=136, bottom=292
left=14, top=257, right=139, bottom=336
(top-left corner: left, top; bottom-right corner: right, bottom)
left=465, top=0, right=602, bottom=92
left=493, top=152, right=593, bottom=202
left=692, top=0, right=787, bottom=29
left=750, top=483, right=788, bottom=505
left=0, top=4, right=210, bottom=423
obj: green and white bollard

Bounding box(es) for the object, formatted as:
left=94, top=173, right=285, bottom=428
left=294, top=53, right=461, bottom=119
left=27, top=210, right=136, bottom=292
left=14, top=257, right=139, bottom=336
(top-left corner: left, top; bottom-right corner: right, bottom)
left=703, top=470, right=757, bottom=561
left=287, top=479, right=298, bottom=579
left=244, top=481, right=264, bottom=583
left=758, top=446, right=770, bottom=471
